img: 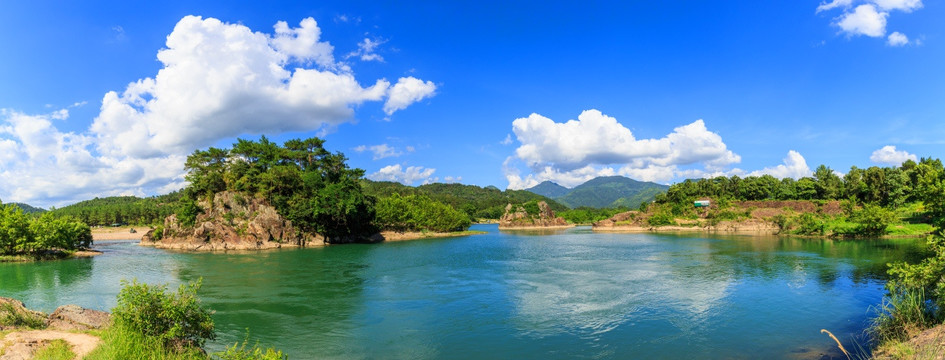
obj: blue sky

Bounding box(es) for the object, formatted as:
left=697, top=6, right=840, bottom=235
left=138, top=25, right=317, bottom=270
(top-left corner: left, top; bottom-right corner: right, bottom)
left=1, top=0, right=942, bottom=207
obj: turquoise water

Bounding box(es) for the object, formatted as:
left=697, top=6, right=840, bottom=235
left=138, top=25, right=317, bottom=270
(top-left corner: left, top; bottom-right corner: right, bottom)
left=0, top=224, right=927, bottom=359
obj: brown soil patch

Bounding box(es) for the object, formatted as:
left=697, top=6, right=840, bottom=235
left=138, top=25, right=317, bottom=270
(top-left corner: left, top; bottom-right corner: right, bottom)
left=0, top=330, right=100, bottom=359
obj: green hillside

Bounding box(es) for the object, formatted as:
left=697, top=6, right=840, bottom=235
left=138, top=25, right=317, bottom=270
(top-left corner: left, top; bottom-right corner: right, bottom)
left=361, top=180, right=567, bottom=220
left=50, top=192, right=182, bottom=226
left=527, top=176, right=669, bottom=209
left=525, top=181, right=570, bottom=198
left=8, top=202, right=46, bottom=214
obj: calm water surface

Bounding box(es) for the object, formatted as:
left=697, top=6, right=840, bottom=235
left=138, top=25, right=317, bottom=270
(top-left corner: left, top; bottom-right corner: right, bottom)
left=0, top=224, right=928, bottom=359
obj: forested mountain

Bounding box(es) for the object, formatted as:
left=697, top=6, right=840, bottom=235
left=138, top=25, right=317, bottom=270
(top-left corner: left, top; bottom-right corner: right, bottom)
left=525, top=181, right=570, bottom=198
left=8, top=203, right=46, bottom=214
left=50, top=193, right=182, bottom=226
left=524, top=176, right=669, bottom=209
left=361, top=180, right=567, bottom=220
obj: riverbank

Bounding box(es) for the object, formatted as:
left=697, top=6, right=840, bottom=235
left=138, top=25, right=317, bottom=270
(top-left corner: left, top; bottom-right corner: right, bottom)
left=0, top=297, right=110, bottom=359
left=498, top=224, right=576, bottom=230
left=377, top=230, right=487, bottom=242
left=91, top=226, right=147, bottom=241
left=0, top=249, right=103, bottom=263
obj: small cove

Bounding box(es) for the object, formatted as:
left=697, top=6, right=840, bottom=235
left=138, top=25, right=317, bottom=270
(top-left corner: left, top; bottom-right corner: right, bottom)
left=0, top=224, right=926, bottom=359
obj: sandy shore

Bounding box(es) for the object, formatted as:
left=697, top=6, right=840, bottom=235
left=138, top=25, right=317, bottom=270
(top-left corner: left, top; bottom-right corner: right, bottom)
left=91, top=226, right=148, bottom=241
left=378, top=230, right=487, bottom=242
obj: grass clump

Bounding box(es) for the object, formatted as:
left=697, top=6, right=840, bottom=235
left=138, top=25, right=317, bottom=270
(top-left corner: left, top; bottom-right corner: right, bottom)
left=33, top=339, right=76, bottom=360
left=215, top=333, right=287, bottom=360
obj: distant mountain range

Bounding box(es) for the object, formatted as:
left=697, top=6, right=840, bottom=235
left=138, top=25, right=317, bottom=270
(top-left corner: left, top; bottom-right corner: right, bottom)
left=524, top=176, right=669, bottom=209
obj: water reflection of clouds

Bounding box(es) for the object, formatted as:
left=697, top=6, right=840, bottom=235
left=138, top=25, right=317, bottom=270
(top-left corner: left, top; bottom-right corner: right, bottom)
left=505, top=236, right=735, bottom=342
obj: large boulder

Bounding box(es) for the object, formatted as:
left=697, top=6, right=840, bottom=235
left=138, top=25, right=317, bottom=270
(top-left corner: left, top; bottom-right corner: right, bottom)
left=45, top=304, right=110, bottom=331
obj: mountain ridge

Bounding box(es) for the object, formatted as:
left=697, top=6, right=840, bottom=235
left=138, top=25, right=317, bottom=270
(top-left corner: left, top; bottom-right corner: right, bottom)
left=524, top=176, right=669, bottom=209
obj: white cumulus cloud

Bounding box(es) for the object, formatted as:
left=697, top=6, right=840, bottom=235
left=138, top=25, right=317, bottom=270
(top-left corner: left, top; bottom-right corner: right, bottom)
left=817, top=0, right=854, bottom=13
left=383, top=77, right=437, bottom=116
left=504, top=109, right=742, bottom=189
left=347, top=38, right=385, bottom=62
left=367, top=164, right=436, bottom=185
left=0, top=15, right=435, bottom=207
left=749, top=151, right=812, bottom=179
left=887, top=31, right=909, bottom=46
left=836, top=4, right=888, bottom=37
left=870, top=145, right=917, bottom=165
left=872, top=0, right=922, bottom=12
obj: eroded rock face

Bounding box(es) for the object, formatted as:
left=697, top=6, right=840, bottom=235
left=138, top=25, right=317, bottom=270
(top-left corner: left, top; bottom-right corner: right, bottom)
left=45, top=305, right=110, bottom=331
left=141, top=191, right=325, bottom=251
left=499, top=201, right=570, bottom=228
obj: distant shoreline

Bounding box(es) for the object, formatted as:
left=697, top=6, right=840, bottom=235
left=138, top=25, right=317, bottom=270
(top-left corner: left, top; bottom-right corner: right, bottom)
left=91, top=226, right=147, bottom=241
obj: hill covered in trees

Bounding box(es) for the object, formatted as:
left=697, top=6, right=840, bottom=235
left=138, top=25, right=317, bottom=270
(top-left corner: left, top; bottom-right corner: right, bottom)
left=49, top=193, right=182, bottom=226
left=361, top=180, right=567, bottom=220
left=7, top=203, right=45, bottom=214
left=524, top=176, right=669, bottom=209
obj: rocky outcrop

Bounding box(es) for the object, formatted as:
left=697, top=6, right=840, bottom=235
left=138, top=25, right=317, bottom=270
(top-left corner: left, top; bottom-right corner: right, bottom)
left=498, top=201, right=571, bottom=229
left=45, top=305, right=110, bottom=331
left=0, top=298, right=46, bottom=331
left=141, top=191, right=324, bottom=251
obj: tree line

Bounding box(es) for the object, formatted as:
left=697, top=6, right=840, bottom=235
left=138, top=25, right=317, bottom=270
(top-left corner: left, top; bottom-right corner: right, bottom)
left=0, top=202, right=92, bottom=257
left=657, top=158, right=944, bottom=207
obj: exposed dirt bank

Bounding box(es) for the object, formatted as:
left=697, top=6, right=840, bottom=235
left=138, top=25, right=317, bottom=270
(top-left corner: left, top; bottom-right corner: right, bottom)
left=91, top=226, right=146, bottom=241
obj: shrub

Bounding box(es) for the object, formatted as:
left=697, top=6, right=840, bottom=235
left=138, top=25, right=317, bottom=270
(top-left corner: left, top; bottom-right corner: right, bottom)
left=112, top=279, right=215, bottom=350
left=0, top=302, right=46, bottom=329
left=794, top=213, right=825, bottom=235
left=647, top=211, right=675, bottom=227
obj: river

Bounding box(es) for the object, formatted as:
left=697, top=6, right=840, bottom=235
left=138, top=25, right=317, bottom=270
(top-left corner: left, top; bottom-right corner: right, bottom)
left=0, top=224, right=927, bottom=359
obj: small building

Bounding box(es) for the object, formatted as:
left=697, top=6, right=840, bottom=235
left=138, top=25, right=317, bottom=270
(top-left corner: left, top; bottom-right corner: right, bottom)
left=694, top=200, right=710, bottom=208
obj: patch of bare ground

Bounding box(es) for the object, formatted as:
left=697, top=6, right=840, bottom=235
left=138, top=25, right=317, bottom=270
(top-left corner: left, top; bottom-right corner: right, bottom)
left=1, top=330, right=100, bottom=360
left=873, top=324, right=945, bottom=359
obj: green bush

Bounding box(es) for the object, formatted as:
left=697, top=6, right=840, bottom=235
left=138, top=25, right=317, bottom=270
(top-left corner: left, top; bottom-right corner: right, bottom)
left=647, top=211, right=675, bottom=227
left=375, top=194, right=471, bottom=232
left=0, top=302, right=46, bottom=329
left=794, top=213, right=825, bottom=235
left=112, top=279, right=215, bottom=350
left=851, top=203, right=895, bottom=236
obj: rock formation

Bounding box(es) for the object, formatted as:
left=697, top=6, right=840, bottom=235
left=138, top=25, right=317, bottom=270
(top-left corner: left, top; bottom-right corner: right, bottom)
left=498, top=201, right=571, bottom=229
left=46, top=305, right=110, bottom=331
left=141, top=191, right=324, bottom=251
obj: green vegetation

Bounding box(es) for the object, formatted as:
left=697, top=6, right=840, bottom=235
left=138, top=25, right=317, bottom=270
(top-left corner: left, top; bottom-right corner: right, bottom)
left=32, top=339, right=75, bottom=360
left=0, top=203, right=92, bottom=259
left=375, top=194, right=471, bottom=232
left=866, top=156, right=945, bottom=353
left=525, top=176, right=669, bottom=209
left=558, top=206, right=632, bottom=224
left=0, top=302, right=46, bottom=329
left=48, top=193, right=181, bottom=226
left=112, top=279, right=215, bottom=349
left=88, top=280, right=286, bottom=359
left=362, top=180, right=565, bottom=221
left=7, top=202, right=46, bottom=214
left=181, top=136, right=377, bottom=243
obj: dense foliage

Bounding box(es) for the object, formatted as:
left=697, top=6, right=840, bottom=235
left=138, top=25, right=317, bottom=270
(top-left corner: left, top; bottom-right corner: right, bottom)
left=113, top=279, right=215, bottom=349
left=182, top=136, right=377, bottom=243
left=8, top=202, right=45, bottom=214
left=49, top=193, right=181, bottom=226
left=375, top=194, right=471, bottom=232
left=361, top=180, right=564, bottom=220
left=0, top=203, right=91, bottom=256
left=658, top=159, right=943, bottom=205
left=558, top=207, right=632, bottom=224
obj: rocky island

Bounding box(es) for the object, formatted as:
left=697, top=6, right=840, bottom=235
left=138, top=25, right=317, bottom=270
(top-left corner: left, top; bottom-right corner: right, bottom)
left=498, top=201, right=573, bottom=230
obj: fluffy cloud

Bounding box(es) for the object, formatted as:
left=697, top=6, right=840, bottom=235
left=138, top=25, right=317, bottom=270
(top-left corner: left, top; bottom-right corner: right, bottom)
left=504, top=110, right=742, bottom=188
left=383, top=77, right=437, bottom=115
left=367, top=164, right=436, bottom=185
left=836, top=4, right=888, bottom=37
left=1, top=16, right=435, bottom=207
left=748, top=151, right=812, bottom=179
left=870, top=145, right=916, bottom=165
left=887, top=31, right=909, bottom=46
left=354, top=144, right=402, bottom=160
left=819, top=0, right=923, bottom=43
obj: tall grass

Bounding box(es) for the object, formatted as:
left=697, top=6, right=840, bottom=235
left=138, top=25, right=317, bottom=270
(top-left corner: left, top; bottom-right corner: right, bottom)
left=869, top=287, right=938, bottom=344
left=85, top=325, right=207, bottom=360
